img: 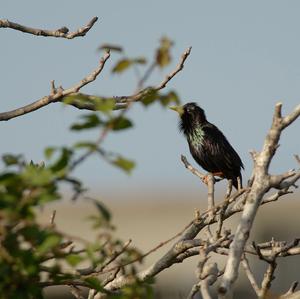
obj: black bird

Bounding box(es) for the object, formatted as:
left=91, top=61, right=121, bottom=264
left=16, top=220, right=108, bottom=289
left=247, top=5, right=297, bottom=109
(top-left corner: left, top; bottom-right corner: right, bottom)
left=170, top=102, right=244, bottom=189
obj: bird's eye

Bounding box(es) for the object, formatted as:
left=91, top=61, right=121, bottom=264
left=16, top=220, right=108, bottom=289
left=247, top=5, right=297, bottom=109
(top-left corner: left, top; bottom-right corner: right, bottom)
left=187, top=106, right=194, bottom=113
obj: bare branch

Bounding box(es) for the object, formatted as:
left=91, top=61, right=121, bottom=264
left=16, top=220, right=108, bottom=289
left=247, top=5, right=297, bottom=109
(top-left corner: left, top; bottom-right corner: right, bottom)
left=156, top=47, right=192, bottom=90
left=181, top=155, right=222, bottom=188
left=77, top=240, right=131, bottom=276
left=137, top=61, right=156, bottom=90
left=0, top=17, right=98, bottom=39
left=181, top=155, right=206, bottom=181
left=281, top=281, right=299, bottom=298
left=219, top=103, right=300, bottom=296
left=0, top=51, right=110, bottom=121
left=115, top=47, right=192, bottom=106
left=241, top=255, right=260, bottom=296
left=50, top=210, right=56, bottom=227
left=0, top=47, right=191, bottom=122
left=280, top=291, right=300, bottom=299
left=207, top=174, right=215, bottom=221
left=69, top=285, right=85, bottom=299
left=260, top=261, right=277, bottom=298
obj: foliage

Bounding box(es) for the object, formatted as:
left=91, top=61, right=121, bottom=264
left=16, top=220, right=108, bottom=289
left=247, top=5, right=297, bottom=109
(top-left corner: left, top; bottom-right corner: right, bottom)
left=0, top=35, right=181, bottom=299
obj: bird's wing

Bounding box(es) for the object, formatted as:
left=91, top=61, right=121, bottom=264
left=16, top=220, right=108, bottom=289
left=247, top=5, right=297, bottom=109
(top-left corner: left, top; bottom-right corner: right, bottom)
left=201, top=124, right=244, bottom=175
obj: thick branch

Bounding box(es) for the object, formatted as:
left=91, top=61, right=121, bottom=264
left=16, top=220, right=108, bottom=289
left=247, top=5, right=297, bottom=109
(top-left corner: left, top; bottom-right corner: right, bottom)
left=219, top=103, right=300, bottom=296
left=0, top=17, right=98, bottom=38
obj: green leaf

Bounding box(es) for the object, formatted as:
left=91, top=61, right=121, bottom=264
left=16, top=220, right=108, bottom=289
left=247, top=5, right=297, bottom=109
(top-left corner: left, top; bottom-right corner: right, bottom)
left=141, top=89, right=159, bottom=106
left=93, top=98, right=115, bottom=113
left=112, top=156, right=135, bottom=174
left=66, top=254, right=84, bottom=267
left=64, top=94, right=115, bottom=114
left=159, top=91, right=180, bottom=106
left=44, top=147, right=56, bottom=159
left=112, top=59, right=132, bottom=73
left=110, top=116, right=133, bottom=131
left=70, top=114, right=103, bottom=131
left=22, top=166, right=53, bottom=186
left=156, top=36, right=173, bottom=68
left=99, top=44, right=123, bottom=52
left=132, top=57, right=147, bottom=64
left=73, top=142, right=98, bottom=151
left=84, top=277, right=103, bottom=292
left=36, top=234, right=61, bottom=255
left=50, top=147, right=73, bottom=172
left=112, top=57, right=147, bottom=74
left=2, top=154, right=23, bottom=166
left=91, top=199, right=111, bottom=221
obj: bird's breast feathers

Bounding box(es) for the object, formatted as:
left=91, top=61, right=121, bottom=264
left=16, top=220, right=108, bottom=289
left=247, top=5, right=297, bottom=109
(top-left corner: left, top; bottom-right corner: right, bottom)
left=187, top=126, right=205, bottom=148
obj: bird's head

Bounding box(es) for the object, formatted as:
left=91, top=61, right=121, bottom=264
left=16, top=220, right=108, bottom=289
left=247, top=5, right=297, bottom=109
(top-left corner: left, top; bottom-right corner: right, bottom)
left=170, top=102, right=207, bottom=125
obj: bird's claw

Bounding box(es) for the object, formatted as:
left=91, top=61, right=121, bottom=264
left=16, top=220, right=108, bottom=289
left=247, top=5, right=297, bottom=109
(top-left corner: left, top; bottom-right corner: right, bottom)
left=202, top=175, right=209, bottom=185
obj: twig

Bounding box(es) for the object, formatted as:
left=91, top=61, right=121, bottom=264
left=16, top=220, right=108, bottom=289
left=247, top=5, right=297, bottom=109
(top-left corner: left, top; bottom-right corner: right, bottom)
left=78, top=240, right=132, bottom=276
left=99, top=220, right=194, bottom=275
left=216, top=196, right=231, bottom=238
left=69, top=285, right=85, bottom=299
left=281, top=281, right=299, bottom=298
left=260, top=260, right=277, bottom=298
left=95, top=164, right=297, bottom=294
left=156, top=47, right=191, bottom=90
left=0, top=17, right=98, bottom=39
left=50, top=210, right=56, bottom=227
left=61, top=47, right=192, bottom=171
left=137, top=61, right=156, bottom=90
left=88, top=290, right=96, bottom=299
left=52, top=47, right=192, bottom=115
left=187, top=282, right=201, bottom=299
left=241, top=255, right=260, bottom=296
left=181, top=155, right=223, bottom=186
left=0, top=51, right=110, bottom=121
left=181, top=155, right=206, bottom=181
left=116, top=47, right=192, bottom=106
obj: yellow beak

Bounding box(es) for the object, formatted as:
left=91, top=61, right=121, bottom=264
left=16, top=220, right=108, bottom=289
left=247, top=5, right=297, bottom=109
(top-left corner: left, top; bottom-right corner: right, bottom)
left=169, top=105, right=184, bottom=116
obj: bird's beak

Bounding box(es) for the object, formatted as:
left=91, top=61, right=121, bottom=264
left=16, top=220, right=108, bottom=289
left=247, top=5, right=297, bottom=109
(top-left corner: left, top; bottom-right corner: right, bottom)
left=169, top=105, right=184, bottom=116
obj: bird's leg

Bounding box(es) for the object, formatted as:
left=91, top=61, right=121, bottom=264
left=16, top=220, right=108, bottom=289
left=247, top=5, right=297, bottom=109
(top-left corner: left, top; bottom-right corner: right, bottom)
left=237, top=176, right=242, bottom=190
left=226, top=179, right=233, bottom=198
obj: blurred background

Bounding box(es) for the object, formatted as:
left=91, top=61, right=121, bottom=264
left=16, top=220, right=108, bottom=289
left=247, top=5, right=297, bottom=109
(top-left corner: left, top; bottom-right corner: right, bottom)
left=1, top=1, right=299, bottom=298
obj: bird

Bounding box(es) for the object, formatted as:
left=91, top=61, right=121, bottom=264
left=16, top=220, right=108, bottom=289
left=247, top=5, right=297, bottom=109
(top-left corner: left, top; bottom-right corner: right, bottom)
left=170, top=102, right=244, bottom=189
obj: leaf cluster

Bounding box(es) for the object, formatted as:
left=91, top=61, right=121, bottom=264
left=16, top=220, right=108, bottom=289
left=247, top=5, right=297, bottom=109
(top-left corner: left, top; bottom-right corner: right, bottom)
left=0, top=35, right=183, bottom=298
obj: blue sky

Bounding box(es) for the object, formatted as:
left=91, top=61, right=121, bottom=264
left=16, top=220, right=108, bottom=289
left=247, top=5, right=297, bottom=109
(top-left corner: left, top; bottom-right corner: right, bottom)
left=1, top=1, right=299, bottom=195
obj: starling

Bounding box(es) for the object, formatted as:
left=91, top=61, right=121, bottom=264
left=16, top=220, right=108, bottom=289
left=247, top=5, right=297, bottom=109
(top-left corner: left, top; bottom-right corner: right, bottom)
left=170, top=102, right=244, bottom=189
